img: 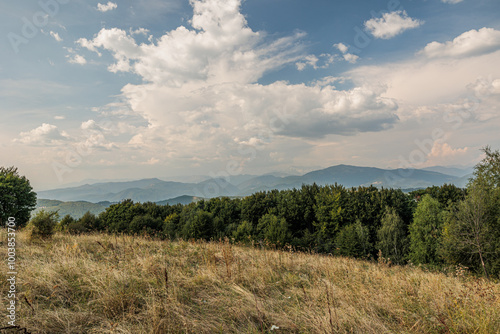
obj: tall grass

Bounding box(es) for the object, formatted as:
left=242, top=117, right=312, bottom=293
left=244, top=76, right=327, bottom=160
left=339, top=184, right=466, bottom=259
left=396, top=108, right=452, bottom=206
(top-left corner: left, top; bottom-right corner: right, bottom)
left=1, top=230, right=499, bottom=333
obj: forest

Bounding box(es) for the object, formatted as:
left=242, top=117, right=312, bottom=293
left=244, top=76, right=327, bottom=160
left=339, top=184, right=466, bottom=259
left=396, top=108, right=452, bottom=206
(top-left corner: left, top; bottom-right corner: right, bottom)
left=27, top=147, right=500, bottom=279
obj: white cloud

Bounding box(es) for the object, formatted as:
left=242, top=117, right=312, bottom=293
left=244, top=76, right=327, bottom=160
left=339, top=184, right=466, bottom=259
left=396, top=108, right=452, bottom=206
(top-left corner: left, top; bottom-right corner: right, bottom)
left=97, top=2, right=117, bottom=12
left=441, top=0, right=463, bottom=4
left=16, top=123, right=70, bottom=146
left=67, top=54, right=87, bottom=65
left=54, top=115, right=66, bottom=120
left=50, top=31, right=62, bottom=42
left=420, top=28, right=500, bottom=59
left=296, top=55, right=318, bottom=71
left=426, top=141, right=468, bottom=165
left=76, top=0, right=399, bottom=168
left=343, top=53, right=359, bottom=64
left=130, top=27, right=150, bottom=36
left=365, top=10, right=423, bottom=39
left=333, top=43, right=359, bottom=63
left=334, top=43, right=349, bottom=54
left=349, top=48, right=500, bottom=107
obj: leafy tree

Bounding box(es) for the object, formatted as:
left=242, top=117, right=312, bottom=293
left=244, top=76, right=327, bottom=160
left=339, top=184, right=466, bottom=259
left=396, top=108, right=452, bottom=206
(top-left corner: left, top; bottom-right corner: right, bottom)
left=98, top=199, right=136, bottom=232
left=472, top=146, right=500, bottom=188
left=408, top=195, right=446, bottom=265
left=0, top=166, right=37, bottom=227
left=257, top=213, right=291, bottom=245
left=232, top=220, right=254, bottom=243
left=314, top=184, right=346, bottom=252
left=58, top=214, right=76, bottom=232
left=410, top=184, right=467, bottom=208
left=164, top=213, right=180, bottom=239
left=442, top=147, right=500, bottom=278
left=376, top=207, right=408, bottom=264
left=129, top=214, right=163, bottom=236
left=78, top=211, right=101, bottom=231
left=335, top=220, right=372, bottom=259
left=26, top=210, right=59, bottom=240
left=442, top=185, right=498, bottom=278
left=181, top=209, right=213, bottom=240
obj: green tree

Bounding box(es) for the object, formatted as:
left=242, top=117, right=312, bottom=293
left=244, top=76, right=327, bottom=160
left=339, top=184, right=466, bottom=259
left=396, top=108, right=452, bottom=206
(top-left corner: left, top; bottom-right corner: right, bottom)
left=129, top=214, right=163, bottom=236
left=442, top=147, right=500, bottom=278
left=58, top=214, right=74, bottom=230
left=376, top=207, right=408, bottom=264
left=257, top=213, right=291, bottom=246
left=232, top=220, right=254, bottom=243
left=314, top=184, right=346, bottom=252
left=181, top=210, right=213, bottom=240
left=408, top=195, right=445, bottom=265
left=0, top=166, right=37, bottom=227
left=164, top=213, right=180, bottom=239
left=335, top=220, right=372, bottom=259
left=26, top=210, right=59, bottom=240
left=78, top=211, right=101, bottom=231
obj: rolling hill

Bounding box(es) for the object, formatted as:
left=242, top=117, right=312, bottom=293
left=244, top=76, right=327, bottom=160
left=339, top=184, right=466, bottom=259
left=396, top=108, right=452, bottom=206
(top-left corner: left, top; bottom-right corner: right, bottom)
left=37, top=164, right=466, bottom=203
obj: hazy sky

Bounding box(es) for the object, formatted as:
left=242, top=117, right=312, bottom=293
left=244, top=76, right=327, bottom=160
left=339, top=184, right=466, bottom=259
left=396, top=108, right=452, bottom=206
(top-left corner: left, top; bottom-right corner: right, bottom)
left=1, top=0, right=500, bottom=190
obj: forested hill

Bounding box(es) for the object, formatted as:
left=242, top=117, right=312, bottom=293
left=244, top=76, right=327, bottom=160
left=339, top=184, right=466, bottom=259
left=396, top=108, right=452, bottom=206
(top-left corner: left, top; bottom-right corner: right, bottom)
left=37, top=164, right=471, bottom=203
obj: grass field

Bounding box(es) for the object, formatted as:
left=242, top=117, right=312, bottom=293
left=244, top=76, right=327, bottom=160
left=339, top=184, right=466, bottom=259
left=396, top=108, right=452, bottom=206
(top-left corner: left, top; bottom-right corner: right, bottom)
left=1, top=230, right=499, bottom=333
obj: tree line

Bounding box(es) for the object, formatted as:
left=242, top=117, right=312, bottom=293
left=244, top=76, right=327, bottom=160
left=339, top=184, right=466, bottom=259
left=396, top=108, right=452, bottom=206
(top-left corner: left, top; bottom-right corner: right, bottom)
left=4, top=147, right=500, bottom=278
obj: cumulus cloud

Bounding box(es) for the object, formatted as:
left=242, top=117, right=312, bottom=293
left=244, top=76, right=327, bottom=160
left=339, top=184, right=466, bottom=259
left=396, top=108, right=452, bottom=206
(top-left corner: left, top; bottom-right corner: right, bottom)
left=97, top=2, right=117, bottom=12
left=334, top=43, right=348, bottom=54
left=76, top=0, right=400, bottom=166
left=50, top=31, right=62, bottom=42
left=365, top=10, right=423, bottom=39
left=67, top=54, right=87, bottom=65
left=295, top=54, right=334, bottom=70
left=420, top=28, right=500, bottom=59
left=16, top=123, right=70, bottom=146
left=333, top=43, right=359, bottom=64
left=427, top=141, right=468, bottom=163
left=441, top=0, right=463, bottom=4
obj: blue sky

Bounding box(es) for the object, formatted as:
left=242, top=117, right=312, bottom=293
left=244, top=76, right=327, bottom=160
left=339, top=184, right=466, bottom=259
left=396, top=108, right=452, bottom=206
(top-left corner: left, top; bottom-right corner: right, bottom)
left=1, top=0, right=500, bottom=190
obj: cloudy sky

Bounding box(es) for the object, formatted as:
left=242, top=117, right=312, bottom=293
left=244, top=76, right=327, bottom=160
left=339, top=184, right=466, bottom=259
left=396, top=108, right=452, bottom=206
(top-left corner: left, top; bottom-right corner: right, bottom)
left=1, top=0, right=500, bottom=190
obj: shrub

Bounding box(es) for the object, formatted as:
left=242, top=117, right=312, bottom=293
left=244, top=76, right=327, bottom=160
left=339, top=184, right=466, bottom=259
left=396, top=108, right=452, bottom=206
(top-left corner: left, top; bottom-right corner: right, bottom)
left=26, top=210, right=59, bottom=240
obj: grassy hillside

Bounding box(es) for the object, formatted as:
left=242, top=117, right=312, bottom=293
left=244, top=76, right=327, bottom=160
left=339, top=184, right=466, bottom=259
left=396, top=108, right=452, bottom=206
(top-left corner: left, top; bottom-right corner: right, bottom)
left=1, top=231, right=499, bottom=333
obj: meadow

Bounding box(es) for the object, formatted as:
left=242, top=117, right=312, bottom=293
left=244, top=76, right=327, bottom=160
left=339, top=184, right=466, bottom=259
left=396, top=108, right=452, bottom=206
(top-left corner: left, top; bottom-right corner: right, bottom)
left=1, top=230, right=499, bottom=333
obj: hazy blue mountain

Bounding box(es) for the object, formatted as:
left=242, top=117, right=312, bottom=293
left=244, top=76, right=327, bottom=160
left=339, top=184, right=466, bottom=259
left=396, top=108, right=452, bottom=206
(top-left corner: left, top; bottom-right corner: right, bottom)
left=235, top=165, right=459, bottom=195
left=156, top=195, right=203, bottom=206
left=35, top=199, right=111, bottom=219
left=421, top=166, right=474, bottom=177
left=37, top=164, right=463, bottom=203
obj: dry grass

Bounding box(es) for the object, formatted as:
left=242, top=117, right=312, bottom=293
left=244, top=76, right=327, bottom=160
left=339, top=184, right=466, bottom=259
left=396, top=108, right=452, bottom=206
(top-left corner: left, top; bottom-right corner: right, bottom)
left=1, top=230, right=499, bottom=333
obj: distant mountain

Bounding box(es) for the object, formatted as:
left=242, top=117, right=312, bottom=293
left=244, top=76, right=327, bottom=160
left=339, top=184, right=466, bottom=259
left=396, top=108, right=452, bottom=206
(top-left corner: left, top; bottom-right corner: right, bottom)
left=35, top=199, right=111, bottom=219
left=421, top=166, right=474, bottom=178
left=156, top=195, right=203, bottom=206
left=235, top=165, right=459, bottom=195
left=37, top=178, right=239, bottom=203
left=37, top=164, right=464, bottom=203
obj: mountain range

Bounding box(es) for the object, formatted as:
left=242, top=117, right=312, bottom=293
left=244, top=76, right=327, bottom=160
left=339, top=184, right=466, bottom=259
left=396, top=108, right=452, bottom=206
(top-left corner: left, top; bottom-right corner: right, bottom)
left=36, top=164, right=473, bottom=203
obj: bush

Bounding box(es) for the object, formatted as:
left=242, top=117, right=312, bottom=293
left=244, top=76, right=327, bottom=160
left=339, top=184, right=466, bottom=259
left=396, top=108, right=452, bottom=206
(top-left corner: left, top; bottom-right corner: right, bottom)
left=26, top=210, right=59, bottom=240
left=57, top=214, right=76, bottom=232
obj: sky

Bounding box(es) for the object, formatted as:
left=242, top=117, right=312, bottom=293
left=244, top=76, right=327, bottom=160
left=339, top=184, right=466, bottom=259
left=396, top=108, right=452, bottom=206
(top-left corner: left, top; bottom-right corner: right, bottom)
left=1, top=0, right=500, bottom=191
